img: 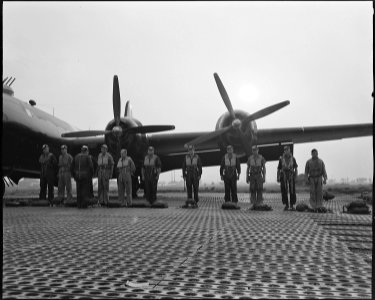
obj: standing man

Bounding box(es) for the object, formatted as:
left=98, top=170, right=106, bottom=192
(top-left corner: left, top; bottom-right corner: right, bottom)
left=182, top=145, right=203, bottom=208
left=246, top=145, right=266, bottom=208
left=72, top=145, right=94, bottom=208
left=277, top=145, right=298, bottom=211
left=39, top=144, right=57, bottom=205
left=305, top=148, right=327, bottom=211
left=88, top=149, right=98, bottom=199
left=220, top=145, right=241, bottom=203
left=97, top=144, right=114, bottom=206
left=117, top=149, right=136, bottom=207
left=57, top=145, right=73, bottom=204
left=142, top=146, right=162, bottom=205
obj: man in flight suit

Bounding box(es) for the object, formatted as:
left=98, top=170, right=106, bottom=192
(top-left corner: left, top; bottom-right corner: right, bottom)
left=72, top=145, right=94, bottom=208
left=97, top=144, right=114, bottom=206
left=141, top=146, right=162, bottom=205
left=277, top=145, right=298, bottom=211
left=182, top=145, right=203, bottom=208
left=57, top=145, right=73, bottom=204
left=220, top=145, right=241, bottom=203
left=39, top=144, right=57, bottom=205
left=246, top=145, right=266, bottom=208
left=88, top=149, right=98, bottom=199
left=117, top=149, right=136, bottom=207
left=305, top=148, right=327, bottom=211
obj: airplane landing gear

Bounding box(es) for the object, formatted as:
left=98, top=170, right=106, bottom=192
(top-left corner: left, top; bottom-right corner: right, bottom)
left=132, top=175, right=140, bottom=198
left=2, top=178, right=5, bottom=199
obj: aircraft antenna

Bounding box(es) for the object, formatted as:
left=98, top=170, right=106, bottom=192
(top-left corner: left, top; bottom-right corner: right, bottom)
left=3, top=77, right=9, bottom=84
left=9, top=78, right=16, bottom=86
left=6, top=77, right=13, bottom=85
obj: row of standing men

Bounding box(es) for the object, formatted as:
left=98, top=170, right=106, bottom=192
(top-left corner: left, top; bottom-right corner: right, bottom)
left=39, top=144, right=161, bottom=208
left=39, top=143, right=327, bottom=210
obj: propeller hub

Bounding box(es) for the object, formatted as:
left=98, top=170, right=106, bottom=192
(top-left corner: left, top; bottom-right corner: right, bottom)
left=112, top=125, right=123, bottom=137
left=232, top=119, right=242, bottom=129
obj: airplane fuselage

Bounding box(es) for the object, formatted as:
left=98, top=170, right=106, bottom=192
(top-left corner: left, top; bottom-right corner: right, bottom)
left=2, top=88, right=105, bottom=183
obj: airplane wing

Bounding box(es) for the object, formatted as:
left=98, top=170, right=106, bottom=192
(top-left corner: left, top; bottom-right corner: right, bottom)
left=148, top=132, right=218, bottom=155
left=149, top=123, right=372, bottom=171
left=147, top=132, right=223, bottom=172
left=256, top=124, right=372, bottom=145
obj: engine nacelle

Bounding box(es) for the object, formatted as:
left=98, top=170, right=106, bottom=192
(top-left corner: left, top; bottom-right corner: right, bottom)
left=215, top=109, right=258, bottom=155
left=104, top=117, right=147, bottom=159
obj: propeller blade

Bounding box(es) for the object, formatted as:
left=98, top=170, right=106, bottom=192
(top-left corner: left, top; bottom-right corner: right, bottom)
left=61, top=130, right=110, bottom=138
left=126, top=125, right=175, bottom=134
left=243, top=100, right=290, bottom=124
left=113, top=75, right=121, bottom=126
left=124, top=101, right=132, bottom=117
left=214, top=73, right=236, bottom=119
left=185, top=126, right=232, bottom=147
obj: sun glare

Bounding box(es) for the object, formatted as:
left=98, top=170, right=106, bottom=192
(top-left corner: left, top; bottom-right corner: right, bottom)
left=238, top=84, right=260, bottom=104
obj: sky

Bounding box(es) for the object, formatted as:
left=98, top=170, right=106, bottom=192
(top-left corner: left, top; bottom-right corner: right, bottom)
left=3, top=1, right=373, bottom=184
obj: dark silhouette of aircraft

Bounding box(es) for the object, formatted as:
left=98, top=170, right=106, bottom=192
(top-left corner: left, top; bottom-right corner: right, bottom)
left=2, top=74, right=372, bottom=197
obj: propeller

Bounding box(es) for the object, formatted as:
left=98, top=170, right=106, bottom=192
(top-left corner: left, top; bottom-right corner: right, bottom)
left=61, top=75, right=175, bottom=138
left=113, top=75, right=121, bottom=126
left=62, top=130, right=110, bottom=137
left=185, top=73, right=289, bottom=156
left=127, top=125, right=176, bottom=134
left=124, top=101, right=132, bottom=117
left=214, top=73, right=235, bottom=119
left=242, top=100, right=290, bottom=126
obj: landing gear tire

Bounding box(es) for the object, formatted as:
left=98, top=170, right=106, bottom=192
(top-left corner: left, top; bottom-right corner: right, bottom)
left=132, top=175, right=140, bottom=198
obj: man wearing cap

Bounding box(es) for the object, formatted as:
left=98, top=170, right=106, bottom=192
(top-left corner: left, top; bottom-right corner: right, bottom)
left=39, top=144, right=57, bottom=205
left=277, top=146, right=298, bottom=211
left=182, top=145, right=203, bottom=208
left=141, top=146, right=162, bottom=205
left=305, top=149, right=327, bottom=211
left=97, top=144, right=114, bottom=206
left=246, top=145, right=266, bottom=208
left=72, top=145, right=94, bottom=208
left=57, top=145, right=73, bottom=204
left=220, top=145, right=241, bottom=203
left=117, top=149, right=136, bottom=207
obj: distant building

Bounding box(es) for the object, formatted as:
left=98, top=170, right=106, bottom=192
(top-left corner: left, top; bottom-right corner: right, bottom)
left=356, top=177, right=368, bottom=184
left=340, top=178, right=349, bottom=184
left=327, top=179, right=336, bottom=184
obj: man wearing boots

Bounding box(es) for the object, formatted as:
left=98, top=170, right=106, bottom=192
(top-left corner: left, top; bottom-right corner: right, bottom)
left=182, top=145, right=202, bottom=208
left=277, top=145, right=298, bottom=211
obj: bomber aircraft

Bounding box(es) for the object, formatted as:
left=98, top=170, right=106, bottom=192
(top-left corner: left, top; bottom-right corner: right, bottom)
left=2, top=74, right=372, bottom=197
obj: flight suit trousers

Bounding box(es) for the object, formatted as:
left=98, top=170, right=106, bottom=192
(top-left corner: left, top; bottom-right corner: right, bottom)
left=98, top=170, right=110, bottom=205
left=280, top=174, right=296, bottom=207
left=58, top=171, right=72, bottom=201
left=249, top=174, right=263, bottom=205
left=144, top=177, right=158, bottom=204
left=186, top=175, right=199, bottom=202
left=118, top=173, right=132, bottom=206
left=76, top=178, right=90, bottom=208
left=40, top=175, right=54, bottom=203
left=309, top=177, right=323, bottom=209
left=89, top=179, right=94, bottom=198
left=224, top=177, right=238, bottom=203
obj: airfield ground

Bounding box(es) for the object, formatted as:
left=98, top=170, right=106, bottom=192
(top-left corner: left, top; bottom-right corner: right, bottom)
left=2, top=192, right=373, bottom=299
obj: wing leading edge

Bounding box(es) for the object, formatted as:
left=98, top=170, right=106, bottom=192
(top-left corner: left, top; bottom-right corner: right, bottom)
left=256, top=123, right=372, bottom=145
